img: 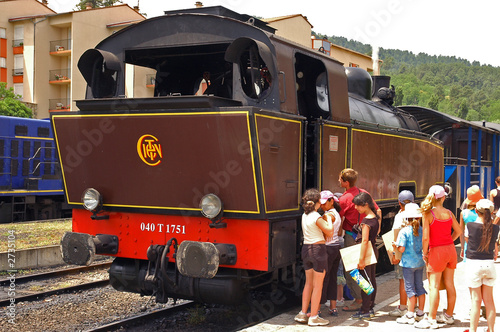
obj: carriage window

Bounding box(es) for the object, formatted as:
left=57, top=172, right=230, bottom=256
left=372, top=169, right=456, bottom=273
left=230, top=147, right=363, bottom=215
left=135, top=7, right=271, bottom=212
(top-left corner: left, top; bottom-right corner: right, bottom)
left=238, top=45, right=272, bottom=99
left=295, top=53, right=330, bottom=119
left=316, top=72, right=329, bottom=113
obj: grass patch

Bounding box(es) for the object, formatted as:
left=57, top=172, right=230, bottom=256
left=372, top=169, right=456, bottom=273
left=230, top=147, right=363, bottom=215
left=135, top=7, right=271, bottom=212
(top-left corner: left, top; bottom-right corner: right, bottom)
left=0, top=219, right=71, bottom=252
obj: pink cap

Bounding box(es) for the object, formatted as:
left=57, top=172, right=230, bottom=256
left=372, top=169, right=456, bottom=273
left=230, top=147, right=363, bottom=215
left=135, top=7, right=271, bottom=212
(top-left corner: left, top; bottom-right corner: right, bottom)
left=429, top=185, right=447, bottom=199
left=320, top=190, right=334, bottom=204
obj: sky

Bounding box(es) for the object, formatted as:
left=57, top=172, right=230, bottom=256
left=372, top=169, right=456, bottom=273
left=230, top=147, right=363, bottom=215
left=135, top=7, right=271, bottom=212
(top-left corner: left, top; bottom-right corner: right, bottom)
left=47, top=0, right=500, bottom=67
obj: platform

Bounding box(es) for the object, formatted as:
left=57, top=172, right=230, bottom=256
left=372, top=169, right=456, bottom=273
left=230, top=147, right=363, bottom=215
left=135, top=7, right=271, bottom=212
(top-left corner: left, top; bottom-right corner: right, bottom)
left=243, top=260, right=500, bottom=331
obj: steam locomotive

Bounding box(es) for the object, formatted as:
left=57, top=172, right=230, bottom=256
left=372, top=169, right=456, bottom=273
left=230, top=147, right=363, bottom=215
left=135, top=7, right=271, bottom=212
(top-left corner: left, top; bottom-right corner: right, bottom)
left=52, top=6, right=444, bottom=304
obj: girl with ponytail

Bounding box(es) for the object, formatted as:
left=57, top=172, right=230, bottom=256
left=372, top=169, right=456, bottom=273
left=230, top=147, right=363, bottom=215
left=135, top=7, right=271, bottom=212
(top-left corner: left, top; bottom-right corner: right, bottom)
left=294, top=188, right=334, bottom=326
left=416, top=185, right=462, bottom=329
left=465, top=198, right=499, bottom=332
left=350, top=191, right=379, bottom=320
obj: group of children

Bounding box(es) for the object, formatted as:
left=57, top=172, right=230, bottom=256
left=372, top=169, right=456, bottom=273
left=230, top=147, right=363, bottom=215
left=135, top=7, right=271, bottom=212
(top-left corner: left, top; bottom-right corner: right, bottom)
left=295, top=182, right=499, bottom=331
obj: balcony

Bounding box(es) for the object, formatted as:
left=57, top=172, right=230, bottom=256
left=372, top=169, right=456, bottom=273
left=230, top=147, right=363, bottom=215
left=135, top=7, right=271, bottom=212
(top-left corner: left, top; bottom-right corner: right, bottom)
left=12, top=39, right=24, bottom=54
left=12, top=39, right=23, bottom=47
left=146, top=74, right=155, bottom=88
left=12, top=68, right=23, bottom=76
left=49, top=68, right=71, bottom=84
left=49, top=98, right=70, bottom=112
left=49, top=39, right=71, bottom=56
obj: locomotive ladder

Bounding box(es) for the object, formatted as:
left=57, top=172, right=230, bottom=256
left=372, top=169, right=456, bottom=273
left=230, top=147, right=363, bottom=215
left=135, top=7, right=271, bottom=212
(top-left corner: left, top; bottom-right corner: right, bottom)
left=11, top=196, right=26, bottom=222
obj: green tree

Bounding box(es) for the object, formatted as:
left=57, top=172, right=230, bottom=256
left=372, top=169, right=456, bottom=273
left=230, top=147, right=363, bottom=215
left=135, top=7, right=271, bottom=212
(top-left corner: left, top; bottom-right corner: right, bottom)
left=0, top=83, right=32, bottom=118
left=75, top=0, right=122, bottom=10
left=394, top=86, right=404, bottom=106
left=428, top=94, right=440, bottom=110
left=458, top=99, right=469, bottom=119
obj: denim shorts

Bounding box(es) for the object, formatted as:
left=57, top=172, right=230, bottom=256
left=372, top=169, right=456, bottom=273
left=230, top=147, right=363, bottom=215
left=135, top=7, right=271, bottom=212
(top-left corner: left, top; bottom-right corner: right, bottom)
left=402, top=266, right=427, bottom=298
left=394, top=264, right=403, bottom=280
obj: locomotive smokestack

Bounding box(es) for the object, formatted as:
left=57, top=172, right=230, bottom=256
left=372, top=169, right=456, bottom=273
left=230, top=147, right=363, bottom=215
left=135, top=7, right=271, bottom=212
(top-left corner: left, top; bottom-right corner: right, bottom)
left=372, top=45, right=379, bottom=75
left=371, top=75, right=391, bottom=99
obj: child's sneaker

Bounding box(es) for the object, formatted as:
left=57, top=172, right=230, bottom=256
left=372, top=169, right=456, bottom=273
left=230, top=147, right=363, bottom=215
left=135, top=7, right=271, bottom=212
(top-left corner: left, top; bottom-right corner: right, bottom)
left=328, top=308, right=338, bottom=316
left=369, top=309, right=375, bottom=318
left=389, top=306, right=408, bottom=317
left=415, top=317, right=439, bottom=329
left=415, top=313, right=425, bottom=322
left=294, top=312, right=308, bottom=324
left=308, top=315, right=329, bottom=326
left=436, top=311, right=454, bottom=325
left=396, top=314, right=415, bottom=325
left=351, top=311, right=372, bottom=320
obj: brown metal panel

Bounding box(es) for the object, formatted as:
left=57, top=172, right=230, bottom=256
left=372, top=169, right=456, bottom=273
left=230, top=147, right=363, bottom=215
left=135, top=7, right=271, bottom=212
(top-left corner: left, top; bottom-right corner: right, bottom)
left=52, top=112, right=260, bottom=213
left=326, top=62, right=351, bottom=124
left=351, top=129, right=444, bottom=202
left=272, top=41, right=298, bottom=115
left=320, top=124, right=348, bottom=193
left=255, top=114, right=302, bottom=212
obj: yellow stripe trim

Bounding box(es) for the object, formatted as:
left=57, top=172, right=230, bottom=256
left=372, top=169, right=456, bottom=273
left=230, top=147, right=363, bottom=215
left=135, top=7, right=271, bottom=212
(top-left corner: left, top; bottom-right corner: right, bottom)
left=53, top=111, right=261, bottom=214
left=254, top=114, right=302, bottom=213
left=68, top=202, right=259, bottom=214
left=352, top=128, right=444, bottom=150
left=51, top=111, right=250, bottom=119
left=324, top=124, right=349, bottom=169
left=321, top=124, right=349, bottom=185
left=350, top=128, right=444, bottom=165
left=0, top=190, right=64, bottom=194
left=14, top=136, right=53, bottom=141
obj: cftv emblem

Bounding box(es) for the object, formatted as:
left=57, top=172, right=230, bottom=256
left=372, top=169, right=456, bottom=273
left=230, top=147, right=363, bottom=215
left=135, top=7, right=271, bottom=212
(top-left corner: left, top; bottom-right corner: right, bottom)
left=137, top=134, right=162, bottom=166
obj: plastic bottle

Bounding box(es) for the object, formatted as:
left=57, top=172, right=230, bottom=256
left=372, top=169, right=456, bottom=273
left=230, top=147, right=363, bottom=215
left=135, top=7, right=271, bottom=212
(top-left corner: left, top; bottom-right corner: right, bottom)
left=349, top=268, right=374, bottom=295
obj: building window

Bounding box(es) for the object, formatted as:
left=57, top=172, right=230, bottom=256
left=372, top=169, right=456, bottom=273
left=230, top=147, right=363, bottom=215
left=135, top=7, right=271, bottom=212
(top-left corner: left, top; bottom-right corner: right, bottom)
left=349, top=63, right=359, bottom=68
left=14, top=54, right=23, bottom=75
left=14, top=26, right=24, bottom=46
left=0, top=58, right=5, bottom=68
left=14, top=83, right=23, bottom=98
left=0, top=28, right=6, bottom=39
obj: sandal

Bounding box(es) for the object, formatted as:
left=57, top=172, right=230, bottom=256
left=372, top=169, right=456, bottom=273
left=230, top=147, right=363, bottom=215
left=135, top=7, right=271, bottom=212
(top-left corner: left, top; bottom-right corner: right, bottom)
left=343, top=301, right=362, bottom=311
left=329, top=308, right=338, bottom=316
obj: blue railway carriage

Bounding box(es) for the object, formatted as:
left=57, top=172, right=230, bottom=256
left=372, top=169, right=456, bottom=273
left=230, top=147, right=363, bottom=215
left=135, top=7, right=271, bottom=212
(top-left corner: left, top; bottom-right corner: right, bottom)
left=0, top=115, right=65, bottom=222
left=400, top=106, right=500, bottom=214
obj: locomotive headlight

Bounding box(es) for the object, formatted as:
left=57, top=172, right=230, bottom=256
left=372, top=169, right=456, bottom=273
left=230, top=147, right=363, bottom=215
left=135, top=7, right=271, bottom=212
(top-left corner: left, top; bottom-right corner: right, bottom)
left=82, top=188, right=102, bottom=212
left=199, top=194, right=223, bottom=220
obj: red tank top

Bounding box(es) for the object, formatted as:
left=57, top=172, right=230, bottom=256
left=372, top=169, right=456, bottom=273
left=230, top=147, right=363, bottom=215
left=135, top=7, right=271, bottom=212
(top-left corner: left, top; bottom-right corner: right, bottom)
left=429, top=210, right=454, bottom=248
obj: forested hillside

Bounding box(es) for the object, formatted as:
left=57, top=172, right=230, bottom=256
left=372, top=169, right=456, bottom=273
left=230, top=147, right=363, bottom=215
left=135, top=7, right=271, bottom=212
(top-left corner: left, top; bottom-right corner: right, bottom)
left=316, top=34, right=500, bottom=122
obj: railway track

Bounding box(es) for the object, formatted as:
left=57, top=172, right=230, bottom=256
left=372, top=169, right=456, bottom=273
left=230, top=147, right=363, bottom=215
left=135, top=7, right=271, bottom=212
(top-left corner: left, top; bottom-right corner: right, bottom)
left=0, top=261, right=112, bottom=287
left=84, top=301, right=196, bottom=332
left=0, top=262, right=111, bottom=307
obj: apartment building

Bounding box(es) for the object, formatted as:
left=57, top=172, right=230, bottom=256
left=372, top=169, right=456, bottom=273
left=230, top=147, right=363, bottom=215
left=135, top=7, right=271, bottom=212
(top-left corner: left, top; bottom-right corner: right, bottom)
left=0, top=0, right=144, bottom=118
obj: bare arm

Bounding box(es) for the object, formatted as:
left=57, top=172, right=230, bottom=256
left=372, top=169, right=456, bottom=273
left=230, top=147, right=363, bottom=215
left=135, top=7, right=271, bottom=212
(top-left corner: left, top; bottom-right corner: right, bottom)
left=459, top=212, right=465, bottom=258
left=358, top=224, right=370, bottom=270
left=422, top=212, right=431, bottom=263
left=450, top=211, right=462, bottom=242
left=317, top=215, right=334, bottom=238
left=377, top=208, right=382, bottom=235
left=494, top=242, right=498, bottom=261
